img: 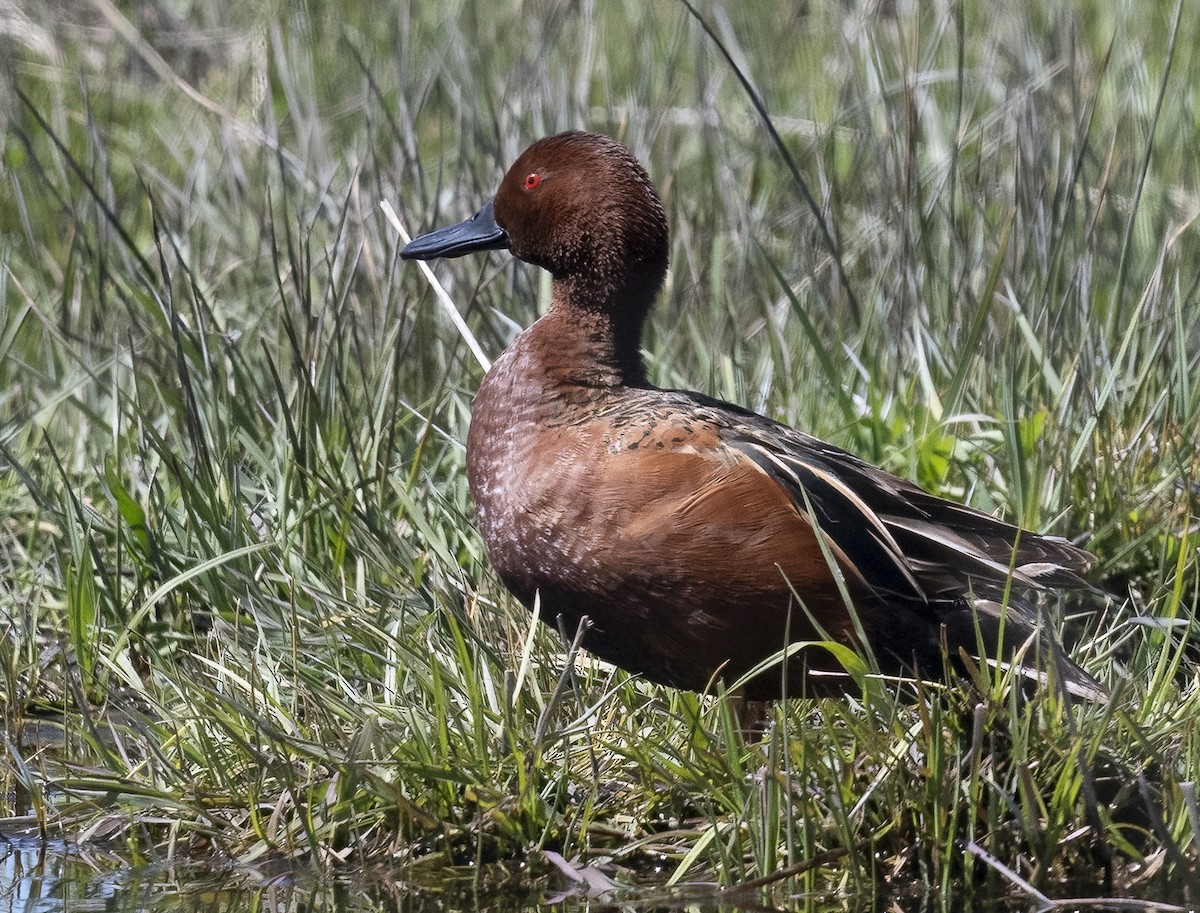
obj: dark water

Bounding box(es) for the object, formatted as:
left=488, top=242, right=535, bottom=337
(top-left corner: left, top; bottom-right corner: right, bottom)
left=3, top=832, right=1193, bottom=913
left=0, top=834, right=704, bottom=913
left=1, top=836, right=516, bottom=913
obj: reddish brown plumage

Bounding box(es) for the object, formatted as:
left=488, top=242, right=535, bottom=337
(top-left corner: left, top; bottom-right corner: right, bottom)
left=402, top=131, right=1102, bottom=701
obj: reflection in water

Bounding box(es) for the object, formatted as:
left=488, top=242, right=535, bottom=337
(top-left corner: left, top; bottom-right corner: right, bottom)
left=2, top=837, right=1190, bottom=913
left=2, top=836, right=121, bottom=913
left=0, top=838, right=605, bottom=913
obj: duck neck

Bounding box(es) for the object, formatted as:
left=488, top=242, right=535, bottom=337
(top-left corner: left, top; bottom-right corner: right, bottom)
left=540, top=270, right=659, bottom=389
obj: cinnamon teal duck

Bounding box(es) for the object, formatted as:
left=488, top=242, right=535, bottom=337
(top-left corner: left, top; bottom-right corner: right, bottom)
left=401, top=131, right=1103, bottom=702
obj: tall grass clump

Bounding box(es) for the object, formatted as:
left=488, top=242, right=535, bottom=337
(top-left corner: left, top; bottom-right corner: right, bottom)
left=2, top=0, right=1197, bottom=904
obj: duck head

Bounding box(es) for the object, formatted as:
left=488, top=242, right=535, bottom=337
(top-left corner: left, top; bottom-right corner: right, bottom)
left=402, top=132, right=670, bottom=320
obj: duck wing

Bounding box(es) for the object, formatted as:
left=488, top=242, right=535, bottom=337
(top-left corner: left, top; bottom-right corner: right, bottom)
left=730, top=422, right=1095, bottom=600
left=673, top=392, right=1104, bottom=699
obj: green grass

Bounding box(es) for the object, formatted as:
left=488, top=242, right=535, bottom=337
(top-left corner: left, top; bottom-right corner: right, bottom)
left=2, top=0, right=1198, bottom=904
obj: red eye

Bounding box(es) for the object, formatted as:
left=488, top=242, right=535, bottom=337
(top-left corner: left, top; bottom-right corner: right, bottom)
left=523, top=172, right=541, bottom=190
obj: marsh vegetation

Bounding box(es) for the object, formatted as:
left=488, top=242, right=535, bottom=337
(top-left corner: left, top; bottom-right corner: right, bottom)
left=2, top=0, right=1197, bottom=905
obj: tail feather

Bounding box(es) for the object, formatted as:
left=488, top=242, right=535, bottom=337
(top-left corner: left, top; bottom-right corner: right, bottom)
left=937, top=595, right=1108, bottom=702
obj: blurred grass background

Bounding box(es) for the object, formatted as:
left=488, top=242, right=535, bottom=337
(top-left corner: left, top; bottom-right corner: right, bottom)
left=2, top=0, right=1198, bottom=902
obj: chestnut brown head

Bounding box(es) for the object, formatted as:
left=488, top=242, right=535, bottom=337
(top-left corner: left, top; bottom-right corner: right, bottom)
left=403, top=132, right=670, bottom=313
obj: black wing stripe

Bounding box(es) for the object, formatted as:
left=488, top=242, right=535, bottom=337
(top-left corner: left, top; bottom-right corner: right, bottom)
left=736, top=440, right=927, bottom=601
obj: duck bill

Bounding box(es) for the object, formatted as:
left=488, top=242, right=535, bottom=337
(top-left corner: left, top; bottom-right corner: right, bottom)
left=401, top=198, right=509, bottom=260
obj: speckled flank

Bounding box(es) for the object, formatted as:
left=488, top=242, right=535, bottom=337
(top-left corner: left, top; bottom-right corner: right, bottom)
left=402, top=131, right=1103, bottom=701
